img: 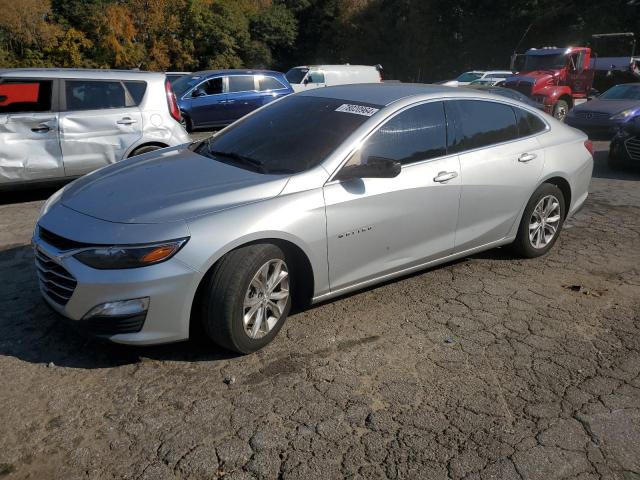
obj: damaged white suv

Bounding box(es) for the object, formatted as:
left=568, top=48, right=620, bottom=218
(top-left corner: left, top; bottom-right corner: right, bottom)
left=0, top=69, right=190, bottom=188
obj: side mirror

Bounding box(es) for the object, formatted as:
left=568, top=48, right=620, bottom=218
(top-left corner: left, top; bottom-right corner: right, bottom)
left=303, top=77, right=310, bottom=85
left=192, top=88, right=206, bottom=98
left=337, top=156, right=401, bottom=180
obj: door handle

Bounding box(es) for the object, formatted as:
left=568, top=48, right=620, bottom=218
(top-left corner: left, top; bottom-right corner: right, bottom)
left=226, top=100, right=236, bottom=104
left=116, top=117, right=137, bottom=125
left=433, top=171, right=458, bottom=183
left=518, top=152, right=537, bottom=163
left=31, top=124, right=51, bottom=133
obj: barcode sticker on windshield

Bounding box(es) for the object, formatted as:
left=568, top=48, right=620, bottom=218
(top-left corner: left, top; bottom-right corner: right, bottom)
left=335, top=104, right=379, bottom=116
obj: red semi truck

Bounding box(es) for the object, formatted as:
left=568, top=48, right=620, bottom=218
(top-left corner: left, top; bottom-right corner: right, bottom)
left=504, top=33, right=640, bottom=121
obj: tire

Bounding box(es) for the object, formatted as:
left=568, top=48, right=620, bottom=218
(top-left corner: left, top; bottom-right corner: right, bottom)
left=129, top=144, right=163, bottom=157
left=607, top=145, right=626, bottom=170
left=201, top=244, right=292, bottom=354
left=553, top=100, right=569, bottom=122
left=513, top=183, right=566, bottom=258
left=181, top=114, right=193, bottom=133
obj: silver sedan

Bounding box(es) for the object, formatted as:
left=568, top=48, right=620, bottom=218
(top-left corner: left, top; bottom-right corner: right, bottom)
left=32, top=84, right=593, bottom=353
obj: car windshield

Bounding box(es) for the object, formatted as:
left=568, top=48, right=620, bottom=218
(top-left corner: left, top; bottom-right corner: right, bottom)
left=191, top=95, right=381, bottom=174
left=523, top=53, right=566, bottom=71
left=171, top=74, right=203, bottom=97
left=599, top=84, right=640, bottom=100
left=456, top=72, right=483, bottom=82
left=285, top=67, right=309, bottom=84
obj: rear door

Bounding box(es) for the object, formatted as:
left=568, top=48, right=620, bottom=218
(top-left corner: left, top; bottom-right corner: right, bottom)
left=188, top=76, right=227, bottom=127
left=59, top=79, right=143, bottom=176
left=445, top=100, right=546, bottom=252
left=225, top=75, right=262, bottom=122
left=0, top=77, right=63, bottom=185
left=255, top=75, right=290, bottom=106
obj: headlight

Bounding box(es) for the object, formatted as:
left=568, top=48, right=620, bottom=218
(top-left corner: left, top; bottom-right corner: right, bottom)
left=39, top=187, right=66, bottom=218
left=74, top=238, right=188, bottom=269
left=610, top=109, right=636, bottom=121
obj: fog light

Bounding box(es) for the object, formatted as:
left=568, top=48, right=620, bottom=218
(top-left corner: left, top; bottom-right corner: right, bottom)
left=83, top=297, right=149, bottom=319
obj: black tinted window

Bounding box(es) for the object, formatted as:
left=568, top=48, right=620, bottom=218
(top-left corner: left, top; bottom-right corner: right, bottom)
left=349, top=102, right=447, bottom=167
left=445, top=100, right=518, bottom=152
left=124, top=81, right=147, bottom=105
left=65, top=80, right=126, bottom=110
left=258, top=76, right=285, bottom=91
left=201, top=78, right=223, bottom=95
left=192, top=96, right=380, bottom=174
left=515, top=108, right=547, bottom=137
left=228, top=76, right=255, bottom=93
left=0, top=79, right=52, bottom=113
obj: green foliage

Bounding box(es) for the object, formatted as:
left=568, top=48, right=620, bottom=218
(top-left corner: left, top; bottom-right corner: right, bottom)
left=0, top=0, right=637, bottom=80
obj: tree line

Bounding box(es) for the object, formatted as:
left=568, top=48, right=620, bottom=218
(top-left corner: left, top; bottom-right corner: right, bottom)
left=0, top=0, right=638, bottom=82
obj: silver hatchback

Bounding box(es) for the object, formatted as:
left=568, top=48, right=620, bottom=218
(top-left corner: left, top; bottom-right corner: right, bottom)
left=0, top=69, right=190, bottom=188
left=33, top=84, right=593, bottom=353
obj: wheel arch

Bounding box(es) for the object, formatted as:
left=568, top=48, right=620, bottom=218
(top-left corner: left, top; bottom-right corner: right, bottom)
left=188, top=236, right=316, bottom=339
left=539, top=174, right=572, bottom=217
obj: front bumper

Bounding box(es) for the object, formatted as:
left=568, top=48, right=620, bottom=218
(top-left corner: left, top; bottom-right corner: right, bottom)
left=33, top=228, right=200, bottom=345
left=565, top=117, right=622, bottom=140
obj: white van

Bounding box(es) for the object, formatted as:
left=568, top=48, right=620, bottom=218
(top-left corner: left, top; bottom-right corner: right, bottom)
left=285, top=65, right=383, bottom=92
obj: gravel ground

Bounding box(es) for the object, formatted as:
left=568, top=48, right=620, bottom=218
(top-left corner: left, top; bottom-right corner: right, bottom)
left=0, top=141, right=639, bottom=480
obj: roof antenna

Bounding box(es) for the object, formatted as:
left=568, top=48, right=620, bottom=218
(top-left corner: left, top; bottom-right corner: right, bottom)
left=514, top=22, right=534, bottom=55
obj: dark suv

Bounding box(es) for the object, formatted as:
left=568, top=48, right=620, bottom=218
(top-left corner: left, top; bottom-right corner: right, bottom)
left=173, top=70, right=293, bottom=131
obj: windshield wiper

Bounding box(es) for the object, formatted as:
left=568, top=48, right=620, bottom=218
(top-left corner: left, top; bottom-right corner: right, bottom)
left=206, top=147, right=267, bottom=173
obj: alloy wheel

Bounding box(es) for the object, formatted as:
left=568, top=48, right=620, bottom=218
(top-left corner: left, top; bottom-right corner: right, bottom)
left=242, top=259, right=290, bottom=339
left=529, top=195, right=561, bottom=249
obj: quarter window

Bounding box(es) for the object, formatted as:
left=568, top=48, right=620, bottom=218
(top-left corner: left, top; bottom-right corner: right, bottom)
left=123, top=81, right=147, bottom=105
left=345, top=102, right=448, bottom=169
left=258, top=76, right=285, bottom=91
left=514, top=107, right=547, bottom=137
left=228, top=76, right=256, bottom=93
left=445, top=100, right=518, bottom=152
left=65, top=80, right=127, bottom=111
left=0, top=79, right=52, bottom=113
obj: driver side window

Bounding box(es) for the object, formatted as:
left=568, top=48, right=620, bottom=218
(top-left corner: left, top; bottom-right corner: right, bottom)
left=343, top=101, right=447, bottom=170
left=195, top=77, right=223, bottom=96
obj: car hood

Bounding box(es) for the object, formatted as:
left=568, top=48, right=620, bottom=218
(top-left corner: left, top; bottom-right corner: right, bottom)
left=61, top=145, right=290, bottom=224
left=574, top=99, right=640, bottom=115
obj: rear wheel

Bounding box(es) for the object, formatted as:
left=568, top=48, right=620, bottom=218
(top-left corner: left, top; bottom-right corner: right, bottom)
left=201, top=244, right=291, bottom=354
left=553, top=100, right=569, bottom=122
left=513, top=183, right=565, bottom=258
left=181, top=114, right=193, bottom=133
left=129, top=144, right=164, bottom=157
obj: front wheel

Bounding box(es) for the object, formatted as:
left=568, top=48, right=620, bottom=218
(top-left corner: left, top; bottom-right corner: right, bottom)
left=513, top=183, right=566, bottom=258
left=553, top=100, right=569, bottom=122
left=201, top=244, right=291, bottom=354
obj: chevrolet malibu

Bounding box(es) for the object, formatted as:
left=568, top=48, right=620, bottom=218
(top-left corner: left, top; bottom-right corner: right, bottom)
left=33, top=84, right=593, bottom=354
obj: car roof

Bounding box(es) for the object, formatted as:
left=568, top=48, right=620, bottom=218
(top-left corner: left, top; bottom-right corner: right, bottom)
left=298, top=83, right=519, bottom=106
left=0, top=68, right=166, bottom=80
left=190, top=69, right=284, bottom=77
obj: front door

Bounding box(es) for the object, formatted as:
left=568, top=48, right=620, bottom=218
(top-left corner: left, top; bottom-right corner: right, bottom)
left=189, top=77, right=227, bottom=127
left=567, top=50, right=593, bottom=98
left=324, top=101, right=461, bottom=292
left=0, top=78, right=64, bottom=185
left=59, top=79, right=143, bottom=177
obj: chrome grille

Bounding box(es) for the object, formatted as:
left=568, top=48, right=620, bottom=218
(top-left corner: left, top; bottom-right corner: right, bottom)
left=34, top=249, right=77, bottom=306
left=625, top=136, right=640, bottom=161
left=574, top=111, right=610, bottom=120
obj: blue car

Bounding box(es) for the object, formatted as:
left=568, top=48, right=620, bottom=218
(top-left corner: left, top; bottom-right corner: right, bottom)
left=172, top=70, right=294, bottom=131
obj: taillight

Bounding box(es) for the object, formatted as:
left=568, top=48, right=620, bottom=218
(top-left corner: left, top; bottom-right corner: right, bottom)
left=584, top=139, right=593, bottom=155
left=165, top=79, right=182, bottom=123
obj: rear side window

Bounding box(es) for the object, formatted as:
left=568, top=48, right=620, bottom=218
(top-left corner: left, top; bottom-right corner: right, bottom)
left=123, top=81, right=147, bottom=105
left=258, top=76, right=285, bottom=91
left=228, top=76, right=256, bottom=93
left=514, top=107, right=547, bottom=137
left=65, top=80, right=127, bottom=111
left=348, top=102, right=447, bottom=167
left=445, top=100, right=518, bottom=152
left=0, top=79, right=52, bottom=113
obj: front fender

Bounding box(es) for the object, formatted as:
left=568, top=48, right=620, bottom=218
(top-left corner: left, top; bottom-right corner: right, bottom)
left=535, top=85, right=573, bottom=106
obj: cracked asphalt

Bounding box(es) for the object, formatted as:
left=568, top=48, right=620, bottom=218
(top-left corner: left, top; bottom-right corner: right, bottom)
left=0, top=141, right=639, bottom=480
